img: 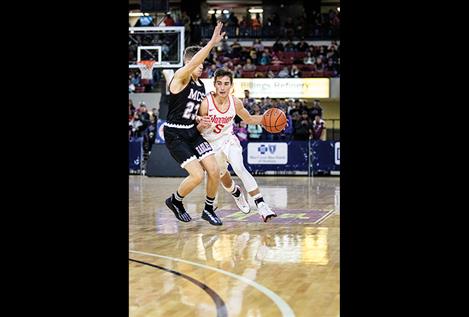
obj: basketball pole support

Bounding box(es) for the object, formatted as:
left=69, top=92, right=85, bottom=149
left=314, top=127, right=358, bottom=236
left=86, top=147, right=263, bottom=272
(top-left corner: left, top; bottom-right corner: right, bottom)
left=308, top=138, right=312, bottom=177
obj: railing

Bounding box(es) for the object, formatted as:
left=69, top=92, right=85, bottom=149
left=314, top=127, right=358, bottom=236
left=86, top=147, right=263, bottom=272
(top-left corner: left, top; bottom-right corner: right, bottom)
left=199, top=25, right=340, bottom=40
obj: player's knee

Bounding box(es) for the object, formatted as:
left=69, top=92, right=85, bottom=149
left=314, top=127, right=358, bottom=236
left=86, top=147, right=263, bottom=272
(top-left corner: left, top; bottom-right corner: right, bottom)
left=231, top=162, right=246, bottom=177
left=191, top=169, right=204, bottom=184
left=205, top=163, right=220, bottom=179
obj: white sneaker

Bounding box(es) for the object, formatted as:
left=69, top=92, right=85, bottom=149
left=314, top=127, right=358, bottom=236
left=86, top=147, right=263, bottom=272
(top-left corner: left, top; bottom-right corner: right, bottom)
left=232, top=186, right=250, bottom=214
left=257, top=202, right=277, bottom=222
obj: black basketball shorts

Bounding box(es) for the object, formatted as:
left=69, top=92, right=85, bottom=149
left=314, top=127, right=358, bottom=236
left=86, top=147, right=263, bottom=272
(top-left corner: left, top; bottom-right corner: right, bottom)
left=163, top=125, right=214, bottom=168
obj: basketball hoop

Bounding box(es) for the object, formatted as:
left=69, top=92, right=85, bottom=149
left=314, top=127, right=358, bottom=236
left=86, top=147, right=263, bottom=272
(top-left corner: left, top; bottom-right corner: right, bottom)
left=138, top=60, right=156, bottom=80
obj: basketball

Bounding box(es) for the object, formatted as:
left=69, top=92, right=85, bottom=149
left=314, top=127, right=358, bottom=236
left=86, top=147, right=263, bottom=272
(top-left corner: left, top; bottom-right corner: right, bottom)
left=261, top=108, right=287, bottom=133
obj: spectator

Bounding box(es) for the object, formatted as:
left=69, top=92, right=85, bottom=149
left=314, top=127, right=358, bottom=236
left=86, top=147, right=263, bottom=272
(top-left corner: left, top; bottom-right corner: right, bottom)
left=277, top=66, right=290, bottom=78
left=138, top=103, right=150, bottom=123
left=129, top=112, right=144, bottom=138
left=290, top=65, right=301, bottom=78
left=263, top=97, right=272, bottom=111
left=129, top=99, right=135, bottom=120
left=325, top=58, right=338, bottom=75
left=296, top=39, right=309, bottom=51
left=225, top=60, right=234, bottom=70
left=270, top=55, right=283, bottom=66
left=272, top=38, right=284, bottom=52
left=253, top=39, right=264, bottom=52
left=130, top=72, right=140, bottom=86
left=227, top=12, right=239, bottom=29
left=247, top=105, right=263, bottom=140
left=252, top=13, right=262, bottom=30
left=304, top=51, right=316, bottom=64
left=283, top=114, right=294, bottom=140
left=230, top=40, right=242, bottom=58
left=206, top=48, right=218, bottom=65
left=250, top=103, right=262, bottom=115
left=210, top=13, right=217, bottom=26
left=234, top=121, right=248, bottom=142
left=284, top=17, right=295, bottom=38
left=220, top=38, right=231, bottom=54
left=233, top=65, right=243, bottom=78
left=315, top=57, right=324, bottom=71
left=248, top=123, right=263, bottom=140
left=243, top=58, right=256, bottom=71
left=208, top=64, right=217, bottom=78
left=148, top=109, right=158, bottom=149
left=239, top=16, right=250, bottom=36
left=277, top=99, right=288, bottom=113
left=309, top=99, right=323, bottom=118
left=129, top=78, right=136, bottom=93
left=319, top=46, right=326, bottom=56
left=293, top=111, right=313, bottom=140
left=251, top=51, right=259, bottom=65
left=312, top=115, right=326, bottom=140
left=327, top=45, right=338, bottom=60
left=284, top=40, right=295, bottom=52
left=240, top=47, right=251, bottom=63
left=290, top=100, right=305, bottom=117
left=181, top=11, right=191, bottom=44
left=259, top=52, right=271, bottom=65
left=271, top=99, right=278, bottom=109
left=243, top=89, right=256, bottom=110
left=162, top=14, right=175, bottom=26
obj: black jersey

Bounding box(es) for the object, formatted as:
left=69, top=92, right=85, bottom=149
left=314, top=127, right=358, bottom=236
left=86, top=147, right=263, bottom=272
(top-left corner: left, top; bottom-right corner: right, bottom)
left=166, top=77, right=206, bottom=126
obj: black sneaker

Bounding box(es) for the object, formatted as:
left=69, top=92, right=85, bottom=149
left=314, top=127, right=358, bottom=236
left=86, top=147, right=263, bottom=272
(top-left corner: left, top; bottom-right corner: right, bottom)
left=165, top=196, right=192, bottom=222
left=201, top=209, right=223, bottom=226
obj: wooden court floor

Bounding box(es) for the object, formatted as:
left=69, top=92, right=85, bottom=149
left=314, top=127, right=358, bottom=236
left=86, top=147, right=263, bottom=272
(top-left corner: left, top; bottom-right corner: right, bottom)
left=129, top=175, right=340, bottom=317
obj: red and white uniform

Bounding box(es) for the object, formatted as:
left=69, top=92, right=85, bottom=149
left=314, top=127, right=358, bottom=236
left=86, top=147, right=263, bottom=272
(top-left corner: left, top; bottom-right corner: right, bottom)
left=201, top=93, right=244, bottom=178
left=202, top=92, right=276, bottom=221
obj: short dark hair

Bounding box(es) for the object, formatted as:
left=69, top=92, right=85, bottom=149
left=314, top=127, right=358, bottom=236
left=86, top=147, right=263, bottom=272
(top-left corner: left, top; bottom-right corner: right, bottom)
left=213, top=69, right=233, bottom=84
left=184, top=46, right=202, bottom=60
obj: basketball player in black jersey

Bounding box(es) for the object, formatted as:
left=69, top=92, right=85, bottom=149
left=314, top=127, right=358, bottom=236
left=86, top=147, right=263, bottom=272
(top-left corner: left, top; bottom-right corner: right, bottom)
left=164, top=21, right=225, bottom=226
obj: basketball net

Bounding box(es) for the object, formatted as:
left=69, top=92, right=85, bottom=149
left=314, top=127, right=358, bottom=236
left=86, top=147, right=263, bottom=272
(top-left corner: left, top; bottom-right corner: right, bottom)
left=138, top=60, right=156, bottom=80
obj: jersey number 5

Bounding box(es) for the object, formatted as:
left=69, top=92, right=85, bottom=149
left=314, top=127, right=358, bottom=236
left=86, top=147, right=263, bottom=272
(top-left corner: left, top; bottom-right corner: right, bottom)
left=213, top=124, right=224, bottom=134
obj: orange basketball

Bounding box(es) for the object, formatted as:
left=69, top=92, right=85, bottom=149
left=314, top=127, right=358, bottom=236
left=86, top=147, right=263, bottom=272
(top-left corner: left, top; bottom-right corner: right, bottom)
left=261, top=108, right=287, bottom=133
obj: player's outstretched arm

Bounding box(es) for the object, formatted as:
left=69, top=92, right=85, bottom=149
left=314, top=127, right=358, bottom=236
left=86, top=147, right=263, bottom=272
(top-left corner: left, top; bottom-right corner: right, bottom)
left=172, top=22, right=225, bottom=84
left=234, top=97, right=262, bottom=125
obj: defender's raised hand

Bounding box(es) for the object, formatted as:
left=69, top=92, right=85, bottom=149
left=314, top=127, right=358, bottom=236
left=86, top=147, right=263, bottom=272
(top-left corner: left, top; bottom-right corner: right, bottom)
left=210, top=21, right=226, bottom=45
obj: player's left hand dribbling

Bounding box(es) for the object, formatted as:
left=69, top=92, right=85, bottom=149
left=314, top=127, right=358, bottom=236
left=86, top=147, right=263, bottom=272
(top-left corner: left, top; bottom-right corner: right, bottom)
left=200, top=116, right=211, bottom=128
left=196, top=116, right=211, bottom=131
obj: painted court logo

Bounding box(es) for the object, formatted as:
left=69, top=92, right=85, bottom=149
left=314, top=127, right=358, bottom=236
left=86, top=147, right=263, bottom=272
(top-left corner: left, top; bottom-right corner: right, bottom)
left=216, top=208, right=334, bottom=224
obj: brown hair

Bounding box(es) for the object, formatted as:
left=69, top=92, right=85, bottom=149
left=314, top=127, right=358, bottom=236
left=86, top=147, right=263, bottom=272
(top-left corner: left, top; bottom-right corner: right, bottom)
left=213, top=68, right=233, bottom=84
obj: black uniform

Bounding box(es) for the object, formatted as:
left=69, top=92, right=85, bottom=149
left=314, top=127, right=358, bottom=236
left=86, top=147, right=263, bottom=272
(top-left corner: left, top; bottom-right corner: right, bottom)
left=163, top=77, right=214, bottom=167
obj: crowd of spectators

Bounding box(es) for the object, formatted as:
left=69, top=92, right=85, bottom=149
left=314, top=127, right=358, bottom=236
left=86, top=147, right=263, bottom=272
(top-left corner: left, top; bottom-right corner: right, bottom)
left=234, top=90, right=327, bottom=141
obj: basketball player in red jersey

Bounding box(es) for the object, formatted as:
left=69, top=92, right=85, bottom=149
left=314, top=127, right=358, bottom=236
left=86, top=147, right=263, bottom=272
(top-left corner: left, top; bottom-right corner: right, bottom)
left=197, top=69, right=277, bottom=222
